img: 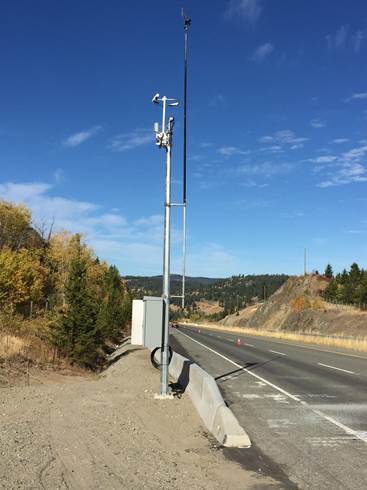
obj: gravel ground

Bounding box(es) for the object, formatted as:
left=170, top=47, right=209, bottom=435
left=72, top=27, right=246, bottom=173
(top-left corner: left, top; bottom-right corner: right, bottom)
left=0, top=347, right=280, bottom=489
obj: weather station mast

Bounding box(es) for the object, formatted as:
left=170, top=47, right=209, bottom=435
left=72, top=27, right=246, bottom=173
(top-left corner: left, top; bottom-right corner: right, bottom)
left=181, top=11, right=191, bottom=309
left=152, top=94, right=179, bottom=397
left=151, top=11, right=191, bottom=398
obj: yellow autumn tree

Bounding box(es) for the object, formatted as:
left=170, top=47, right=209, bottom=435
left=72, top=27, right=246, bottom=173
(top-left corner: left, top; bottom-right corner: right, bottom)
left=0, top=200, right=40, bottom=250
left=0, top=248, right=48, bottom=309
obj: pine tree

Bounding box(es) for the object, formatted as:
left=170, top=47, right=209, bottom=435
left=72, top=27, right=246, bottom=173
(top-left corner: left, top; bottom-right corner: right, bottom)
left=96, top=265, right=126, bottom=341
left=324, top=263, right=333, bottom=279
left=57, top=235, right=101, bottom=367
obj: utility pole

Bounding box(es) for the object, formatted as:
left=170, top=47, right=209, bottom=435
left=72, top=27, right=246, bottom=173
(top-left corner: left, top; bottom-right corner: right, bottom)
left=181, top=11, right=191, bottom=310
left=304, top=248, right=307, bottom=276
left=152, top=93, right=178, bottom=397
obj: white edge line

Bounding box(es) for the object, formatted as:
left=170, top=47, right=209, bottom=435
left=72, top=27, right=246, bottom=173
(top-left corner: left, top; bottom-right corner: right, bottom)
left=177, top=329, right=367, bottom=445
left=244, top=343, right=254, bottom=347
left=318, top=362, right=355, bottom=375
left=269, top=350, right=287, bottom=356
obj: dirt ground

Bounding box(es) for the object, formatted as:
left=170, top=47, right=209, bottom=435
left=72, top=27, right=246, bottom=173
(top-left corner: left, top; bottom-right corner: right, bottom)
left=0, top=347, right=280, bottom=489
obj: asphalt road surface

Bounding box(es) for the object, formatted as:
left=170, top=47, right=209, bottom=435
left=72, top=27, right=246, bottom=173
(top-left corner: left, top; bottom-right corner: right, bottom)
left=171, top=325, right=367, bottom=490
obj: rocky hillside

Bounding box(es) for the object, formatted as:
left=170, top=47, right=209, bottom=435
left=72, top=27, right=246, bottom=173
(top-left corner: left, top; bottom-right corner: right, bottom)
left=219, top=304, right=260, bottom=327
left=222, top=274, right=367, bottom=337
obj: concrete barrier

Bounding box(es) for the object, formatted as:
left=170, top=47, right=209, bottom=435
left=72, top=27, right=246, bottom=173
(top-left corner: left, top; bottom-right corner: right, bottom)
left=156, top=350, right=251, bottom=448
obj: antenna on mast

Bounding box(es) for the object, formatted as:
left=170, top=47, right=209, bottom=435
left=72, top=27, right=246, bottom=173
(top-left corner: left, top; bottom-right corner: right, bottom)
left=181, top=9, right=191, bottom=310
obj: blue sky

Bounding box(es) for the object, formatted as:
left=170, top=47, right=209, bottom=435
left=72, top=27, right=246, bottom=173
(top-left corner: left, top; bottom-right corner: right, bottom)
left=1, top=0, right=367, bottom=277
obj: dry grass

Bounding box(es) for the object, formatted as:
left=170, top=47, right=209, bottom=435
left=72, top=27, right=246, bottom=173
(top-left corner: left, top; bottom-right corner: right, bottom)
left=181, top=320, right=367, bottom=353
left=0, top=311, right=55, bottom=364
left=0, top=334, right=29, bottom=359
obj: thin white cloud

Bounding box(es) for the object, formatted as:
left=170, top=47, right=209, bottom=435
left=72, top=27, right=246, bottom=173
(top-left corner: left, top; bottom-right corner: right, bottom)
left=238, top=162, right=293, bottom=177
left=236, top=199, right=273, bottom=209
left=345, top=229, right=367, bottom=234
left=209, top=93, right=226, bottom=107
left=260, top=145, right=284, bottom=153
left=326, top=25, right=348, bottom=50
left=53, top=168, right=65, bottom=183
left=317, top=144, right=367, bottom=187
left=63, top=125, right=102, bottom=147
left=331, top=138, right=349, bottom=144
left=251, top=42, right=274, bottom=62
left=217, top=146, right=250, bottom=157
left=0, top=182, right=51, bottom=202
left=352, top=29, right=366, bottom=53
left=318, top=163, right=367, bottom=187
left=309, top=155, right=338, bottom=164
left=108, top=128, right=152, bottom=152
left=310, top=118, right=326, bottom=128
left=189, top=154, right=205, bottom=162
left=345, top=92, right=367, bottom=102
left=327, top=25, right=366, bottom=53
left=258, top=129, right=309, bottom=146
left=224, top=0, right=262, bottom=23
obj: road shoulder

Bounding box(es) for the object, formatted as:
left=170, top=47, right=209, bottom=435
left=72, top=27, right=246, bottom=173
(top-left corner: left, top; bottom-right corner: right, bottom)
left=0, top=347, right=283, bottom=489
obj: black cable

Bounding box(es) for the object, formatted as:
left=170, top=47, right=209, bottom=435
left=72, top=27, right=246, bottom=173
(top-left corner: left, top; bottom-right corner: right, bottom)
left=183, top=13, right=191, bottom=205
left=150, top=346, right=173, bottom=370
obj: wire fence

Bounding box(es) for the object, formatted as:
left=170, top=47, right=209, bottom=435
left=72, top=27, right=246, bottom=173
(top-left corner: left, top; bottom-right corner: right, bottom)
left=323, top=297, right=367, bottom=312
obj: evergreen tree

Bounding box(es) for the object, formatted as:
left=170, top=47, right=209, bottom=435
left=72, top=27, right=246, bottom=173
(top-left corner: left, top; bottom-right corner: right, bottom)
left=323, top=263, right=367, bottom=308
left=56, top=235, right=101, bottom=367
left=97, top=265, right=126, bottom=341
left=324, top=263, right=333, bottom=278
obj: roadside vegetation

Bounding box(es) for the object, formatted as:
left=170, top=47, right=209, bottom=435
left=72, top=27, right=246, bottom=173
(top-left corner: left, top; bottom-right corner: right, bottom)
left=323, top=263, right=367, bottom=309
left=0, top=200, right=132, bottom=374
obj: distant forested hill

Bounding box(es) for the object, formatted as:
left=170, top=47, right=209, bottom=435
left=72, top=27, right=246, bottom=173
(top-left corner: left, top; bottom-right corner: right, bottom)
left=124, top=273, right=289, bottom=314
left=123, top=275, right=221, bottom=298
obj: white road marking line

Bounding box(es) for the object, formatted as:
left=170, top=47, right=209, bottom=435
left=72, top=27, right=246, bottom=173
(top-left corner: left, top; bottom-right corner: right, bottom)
left=267, top=419, right=297, bottom=429
left=269, top=350, right=287, bottom=356
left=318, top=362, right=356, bottom=375
left=244, top=343, right=254, bottom=347
left=177, top=329, right=367, bottom=445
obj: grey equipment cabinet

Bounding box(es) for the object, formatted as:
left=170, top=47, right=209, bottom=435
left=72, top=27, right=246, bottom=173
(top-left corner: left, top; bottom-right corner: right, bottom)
left=143, top=296, right=163, bottom=350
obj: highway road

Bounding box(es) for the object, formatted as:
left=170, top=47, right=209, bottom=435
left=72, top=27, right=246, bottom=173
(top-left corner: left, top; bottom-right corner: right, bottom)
left=171, top=325, right=367, bottom=490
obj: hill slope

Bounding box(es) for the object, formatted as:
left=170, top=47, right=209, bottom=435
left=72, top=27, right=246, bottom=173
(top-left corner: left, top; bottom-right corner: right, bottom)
left=222, top=274, right=367, bottom=338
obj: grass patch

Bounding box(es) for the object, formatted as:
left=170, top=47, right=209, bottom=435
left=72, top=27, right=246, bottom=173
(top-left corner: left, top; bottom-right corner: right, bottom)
left=0, top=311, right=56, bottom=364
left=0, top=334, right=29, bottom=359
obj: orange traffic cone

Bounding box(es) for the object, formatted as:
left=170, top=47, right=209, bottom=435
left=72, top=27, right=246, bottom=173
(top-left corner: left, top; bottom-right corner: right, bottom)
left=236, top=338, right=241, bottom=347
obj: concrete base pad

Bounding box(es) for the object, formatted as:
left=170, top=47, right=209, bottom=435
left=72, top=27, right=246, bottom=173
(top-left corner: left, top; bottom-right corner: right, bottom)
left=154, top=393, right=175, bottom=400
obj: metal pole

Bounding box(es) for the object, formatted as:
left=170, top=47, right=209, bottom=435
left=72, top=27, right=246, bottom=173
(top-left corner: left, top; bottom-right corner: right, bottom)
left=152, top=94, right=178, bottom=397
left=160, top=125, right=172, bottom=396
left=181, top=13, right=191, bottom=310
left=181, top=204, right=186, bottom=309
left=304, top=248, right=307, bottom=276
